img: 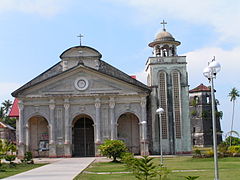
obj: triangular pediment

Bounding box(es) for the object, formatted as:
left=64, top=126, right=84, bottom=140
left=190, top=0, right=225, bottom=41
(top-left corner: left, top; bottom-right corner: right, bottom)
left=21, top=66, right=147, bottom=97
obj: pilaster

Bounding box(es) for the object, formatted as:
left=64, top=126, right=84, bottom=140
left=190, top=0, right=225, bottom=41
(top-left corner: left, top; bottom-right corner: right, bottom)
left=109, top=97, right=116, bottom=140
left=64, top=98, right=71, bottom=157
left=140, top=96, right=149, bottom=155
left=49, top=99, right=57, bottom=157
left=18, top=100, right=25, bottom=158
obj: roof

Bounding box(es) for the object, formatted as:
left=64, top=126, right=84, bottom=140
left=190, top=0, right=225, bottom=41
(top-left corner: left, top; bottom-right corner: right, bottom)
left=0, top=121, right=15, bottom=130
left=189, top=83, right=211, bottom=93
left=8, top=98, right=19, bottom=117
left=12, top=50, right=150, bottom=97
left=149, top=29, right=181, bottom=47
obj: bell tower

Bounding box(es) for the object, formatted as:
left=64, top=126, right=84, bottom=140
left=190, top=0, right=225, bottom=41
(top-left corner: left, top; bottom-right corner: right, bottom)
left=146, top=21, right=191, bottom=154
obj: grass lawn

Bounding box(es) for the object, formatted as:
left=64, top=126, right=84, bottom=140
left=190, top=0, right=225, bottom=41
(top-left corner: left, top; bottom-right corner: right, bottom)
left=74, top=156, right=240, bottom=180
left=0, top=163, right=46, bottom=179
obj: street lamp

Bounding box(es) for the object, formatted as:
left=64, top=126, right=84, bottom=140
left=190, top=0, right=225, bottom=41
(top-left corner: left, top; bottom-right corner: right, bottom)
left=203, top=58, right=221, bottom=180
left=156, top=107, right=164, bottom=165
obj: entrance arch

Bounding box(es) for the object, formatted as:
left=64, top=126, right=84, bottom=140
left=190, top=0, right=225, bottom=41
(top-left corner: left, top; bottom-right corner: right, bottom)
left=28, top=116, right=49, bottom=157
left=117, top=112, right=140, bottom=154
left=72, top=115, right=94, bottom=157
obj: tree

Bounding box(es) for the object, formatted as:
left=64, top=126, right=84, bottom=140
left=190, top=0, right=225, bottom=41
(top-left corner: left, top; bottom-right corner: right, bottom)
left=0, top=107, right=4, bottom=119
left=229, top=87, right=240, bottom=146
left=2, top=100, right=12, bottom=115
left=98, top=139, right=128, bottom=162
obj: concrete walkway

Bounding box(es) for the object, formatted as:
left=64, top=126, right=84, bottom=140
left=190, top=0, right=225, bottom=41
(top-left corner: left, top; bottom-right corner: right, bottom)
left=3, top=157, right=95, bottom=180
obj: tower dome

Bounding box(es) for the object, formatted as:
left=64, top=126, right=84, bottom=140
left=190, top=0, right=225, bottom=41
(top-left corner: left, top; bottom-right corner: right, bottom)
left=155, top=30, right=175, bottom=42
left=149, top=29, right=180, bottom=48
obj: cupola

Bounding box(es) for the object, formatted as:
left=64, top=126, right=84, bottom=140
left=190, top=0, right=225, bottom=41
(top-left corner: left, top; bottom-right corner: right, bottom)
left=149, top=20, right=181, bottom=57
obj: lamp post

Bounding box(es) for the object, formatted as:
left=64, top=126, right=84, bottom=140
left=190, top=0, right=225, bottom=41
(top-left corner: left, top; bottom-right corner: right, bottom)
left=203, top=58, right=221, bottom=180
left=156, top=107, right=164, bottom=165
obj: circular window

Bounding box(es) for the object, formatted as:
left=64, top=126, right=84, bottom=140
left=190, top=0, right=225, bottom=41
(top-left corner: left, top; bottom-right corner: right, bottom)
left=74, top=77, right=89, bottom=91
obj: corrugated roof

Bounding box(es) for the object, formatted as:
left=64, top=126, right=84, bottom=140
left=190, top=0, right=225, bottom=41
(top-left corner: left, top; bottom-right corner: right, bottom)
left=0, top=121, right=15, bottom=130
left=189, top=83, right=211, bottom=93
left=8, top=98, right=19, bottom=117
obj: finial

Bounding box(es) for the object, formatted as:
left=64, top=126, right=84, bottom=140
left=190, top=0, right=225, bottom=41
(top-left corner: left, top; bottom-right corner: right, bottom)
left=160, top=20, right=167, bottom=31
left=77, top=34, right=84, bottom=46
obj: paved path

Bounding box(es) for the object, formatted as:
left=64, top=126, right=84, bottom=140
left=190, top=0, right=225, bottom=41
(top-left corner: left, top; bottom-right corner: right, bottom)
left=3, top=157, right=95, bottom=180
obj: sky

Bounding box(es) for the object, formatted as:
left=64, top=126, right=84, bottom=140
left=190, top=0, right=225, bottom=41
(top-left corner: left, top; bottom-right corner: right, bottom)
left=0, top=0, right=240, bottom=136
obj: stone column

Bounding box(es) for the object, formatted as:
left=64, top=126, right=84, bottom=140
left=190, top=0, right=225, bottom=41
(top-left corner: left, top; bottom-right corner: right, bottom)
left=64, top=98, right=71, bottom=157
left=18, top=100, right=25, bottom=158
left=140, top=97, right=149, bottom=155
left=49, top=99, right=57, bottom=157
left=95, top=98, right=101, bottom=143
left=109, top=97, right=116, bottom=140
left=25, top=124, right=29, bottom=152
left=95, top=98, right=101, bottom=156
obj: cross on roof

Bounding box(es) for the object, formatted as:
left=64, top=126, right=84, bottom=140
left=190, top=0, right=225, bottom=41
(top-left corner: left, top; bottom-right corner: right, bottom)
left=77, top=34, right=84, bottom=46
left=161, top=20, right=167, bottom=31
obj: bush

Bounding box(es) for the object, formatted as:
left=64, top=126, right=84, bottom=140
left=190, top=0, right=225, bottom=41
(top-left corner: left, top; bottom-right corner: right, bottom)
left=131, top=156, right=157, bottom=180
left=185, top=176, right=200, bottom=180
left=121, top=152, right=134, bottom=164
left=21, top=152, right=34, bottom=164
left=5, top=155, right=16, bottom=167
left=228, top=145, right=240, bottom=156
left=218, top=142, right=229, bottom=156
left=225, top=136, right=240, bottom=146
left=98, top=140, right=128, bottom=162
left=204, top=149, right=214, bottom=158
left=193, top=149, right=202, bottom=158
left=124, top=156, right=170, bottom=180
left=155, top=164, right=171, bottom=180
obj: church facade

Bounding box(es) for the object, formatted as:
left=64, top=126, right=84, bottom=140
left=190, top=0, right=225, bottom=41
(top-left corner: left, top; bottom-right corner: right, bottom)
left=12, top=26, right=191, bottom=158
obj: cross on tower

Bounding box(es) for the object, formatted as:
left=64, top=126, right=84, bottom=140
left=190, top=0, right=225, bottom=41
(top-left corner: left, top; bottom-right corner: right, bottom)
left=161, top=20, right=167, bottom=31
left=77, top=34, right=84, bottom=46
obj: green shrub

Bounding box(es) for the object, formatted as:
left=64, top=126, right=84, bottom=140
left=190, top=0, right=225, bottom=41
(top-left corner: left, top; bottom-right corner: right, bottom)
left=193, top=149, right=202, bottom=158
left=205, top=149, right=214, bottom=157
left=225, top=136, right=240, bottom=146
left=131, top=156, right=157, bottom=180
left=155, top=164, right=171, bottom=180
left=5, top=155, right=16, bottom=167
left=98, top=139, right=128, bottom=162
left=21, top=152, right=34, bottom=164
left=121, top=152, right=134, bottom=163
left=191, top=110, right=197, bottom=117
left=228, top=145, right=240, bottom=154
left=123, top=155, right=170, bottom=180
left=185, top=176, right=200, bottom=180
left=218, top=142, right=229, bottom=156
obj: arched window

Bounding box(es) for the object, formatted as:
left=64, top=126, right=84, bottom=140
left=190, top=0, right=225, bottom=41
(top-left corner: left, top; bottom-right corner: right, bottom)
left=155, top=45, right=161, bottom=56
left=159, top=71, right=168, bottom=139
left=171, top=70, right=182, bottom=139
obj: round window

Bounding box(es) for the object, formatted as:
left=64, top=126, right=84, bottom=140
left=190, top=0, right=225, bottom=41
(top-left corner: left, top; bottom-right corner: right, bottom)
left=74, top=77, right=89, bottom=91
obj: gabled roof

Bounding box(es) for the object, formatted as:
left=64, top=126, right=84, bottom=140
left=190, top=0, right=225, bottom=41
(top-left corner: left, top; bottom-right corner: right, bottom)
left=12, top=59, right=150, bottom=97
left=189, top=83, right=211, bottom=93
left=9, top=98, right=19, bottom=118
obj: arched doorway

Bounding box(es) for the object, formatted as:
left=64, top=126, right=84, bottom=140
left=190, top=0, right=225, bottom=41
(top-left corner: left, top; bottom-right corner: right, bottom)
left=72, top=115, right=94, bottom=157
left=28, top=116, right=49, bottom=157
left=117, top=113, right=140, bottom=154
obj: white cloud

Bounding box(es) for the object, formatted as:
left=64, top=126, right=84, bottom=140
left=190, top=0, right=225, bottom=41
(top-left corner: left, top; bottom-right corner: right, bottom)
left=0, top=82, right=21, bottom=103
left=0, top=0, right=69, bottom=17
left=107, top=0, right=240, bottom=43
left=185, top=46, right=240, bottom=89
left=134, top=70, right=147, bottom=84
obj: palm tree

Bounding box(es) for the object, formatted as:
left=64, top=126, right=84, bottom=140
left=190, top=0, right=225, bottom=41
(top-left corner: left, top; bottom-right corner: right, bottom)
left=228, top=87, right=239, bottom=146
left=0, top=107, right=4, bottom=119
left=2, top=100, right=12, bottom=115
